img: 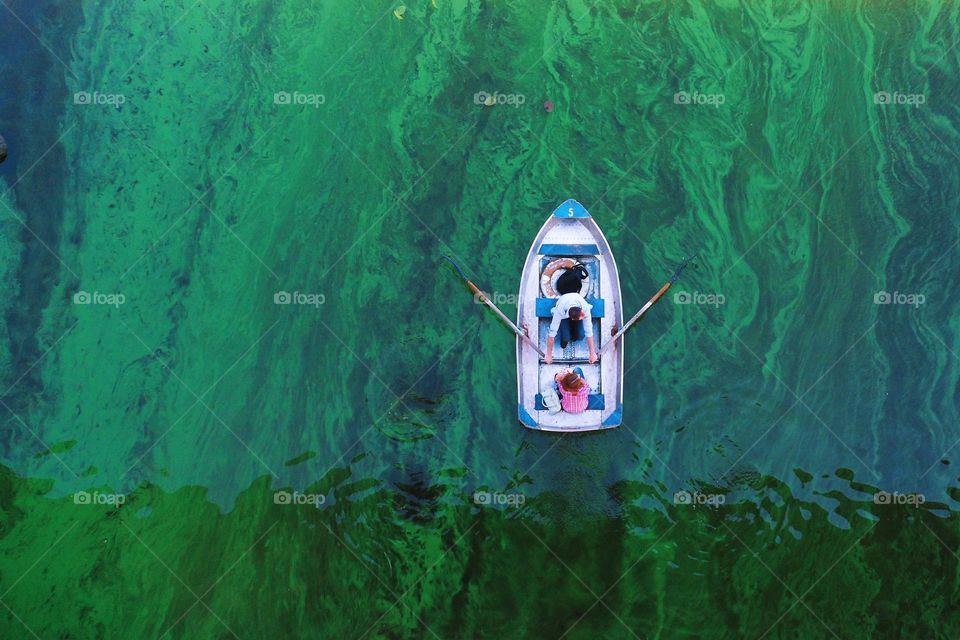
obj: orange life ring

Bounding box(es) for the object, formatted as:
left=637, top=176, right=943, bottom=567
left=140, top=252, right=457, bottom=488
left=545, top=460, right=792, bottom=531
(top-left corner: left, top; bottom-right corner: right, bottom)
left=540, top=258, right=577, bottom=298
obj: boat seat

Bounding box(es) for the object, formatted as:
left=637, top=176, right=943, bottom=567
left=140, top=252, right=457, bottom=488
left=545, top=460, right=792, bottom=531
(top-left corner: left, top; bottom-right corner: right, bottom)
left=534, top=393, right=605, bottom=410
left=535, top=298, right=605, bottom=318
left=539, top=243, right=600, bottom=256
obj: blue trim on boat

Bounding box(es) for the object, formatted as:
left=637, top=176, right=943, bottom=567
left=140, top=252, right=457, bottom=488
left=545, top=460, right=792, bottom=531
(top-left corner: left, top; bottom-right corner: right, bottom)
left=535, top=298, right=605, bottom=317
left=552, top=199, right=591, bottom=219
left=602, top=404, right=623, bottom=427
left=518, top=404, right=538, bottom=427
left=535, top=393, right=606, bottom=411
left=539, top=243, right=600, bottom=256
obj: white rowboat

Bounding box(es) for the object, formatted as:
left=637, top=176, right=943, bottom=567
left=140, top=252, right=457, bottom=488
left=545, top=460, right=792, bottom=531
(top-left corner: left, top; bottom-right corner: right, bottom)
left=516, top=200, right=624, bottom=432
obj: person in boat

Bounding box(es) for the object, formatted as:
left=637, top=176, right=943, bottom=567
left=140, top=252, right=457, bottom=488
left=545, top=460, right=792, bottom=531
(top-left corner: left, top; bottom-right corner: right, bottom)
left=544, top=292, right=596, bottom=364
left=554, top=367, right=590, bottom=413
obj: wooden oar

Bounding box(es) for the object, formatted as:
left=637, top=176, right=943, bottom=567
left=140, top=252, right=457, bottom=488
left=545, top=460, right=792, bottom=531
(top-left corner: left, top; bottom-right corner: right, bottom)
left=598, top=253, right=698, bottom=356
left=442, top=255, right=546, bottom=357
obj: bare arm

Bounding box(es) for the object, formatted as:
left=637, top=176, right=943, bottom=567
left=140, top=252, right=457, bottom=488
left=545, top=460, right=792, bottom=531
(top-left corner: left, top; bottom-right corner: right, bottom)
left=545, top=336, right=554, bottom=364
left=587, top=336, right=596, bottom=363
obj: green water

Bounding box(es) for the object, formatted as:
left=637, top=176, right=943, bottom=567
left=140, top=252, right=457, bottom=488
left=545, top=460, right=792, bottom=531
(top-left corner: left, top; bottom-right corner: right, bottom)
left=1, top=0, right=959, bottom=637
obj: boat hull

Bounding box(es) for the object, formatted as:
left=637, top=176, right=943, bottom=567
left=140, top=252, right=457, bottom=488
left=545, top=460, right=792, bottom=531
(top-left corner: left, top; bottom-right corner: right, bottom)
left=516, top=200, right=624, bottom=432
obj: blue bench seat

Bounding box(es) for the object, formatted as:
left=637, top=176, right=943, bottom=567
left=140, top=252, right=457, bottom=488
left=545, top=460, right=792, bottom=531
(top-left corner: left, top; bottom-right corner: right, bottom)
left=535, top=298, right=605, bottom=318
left=539, top=244, right=600, bottom=256
left=535, top=393, right=606, bottom=410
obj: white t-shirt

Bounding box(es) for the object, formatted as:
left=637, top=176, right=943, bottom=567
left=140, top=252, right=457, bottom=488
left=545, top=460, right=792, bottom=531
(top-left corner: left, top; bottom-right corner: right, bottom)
left=548, top=293, right=593, bottom=338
